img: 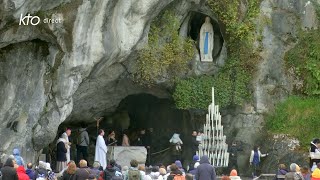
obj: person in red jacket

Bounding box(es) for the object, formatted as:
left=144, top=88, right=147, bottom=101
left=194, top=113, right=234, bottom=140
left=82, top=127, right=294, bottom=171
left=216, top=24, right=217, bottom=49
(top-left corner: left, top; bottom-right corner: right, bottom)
left=16, top=166, right=30, bottom=180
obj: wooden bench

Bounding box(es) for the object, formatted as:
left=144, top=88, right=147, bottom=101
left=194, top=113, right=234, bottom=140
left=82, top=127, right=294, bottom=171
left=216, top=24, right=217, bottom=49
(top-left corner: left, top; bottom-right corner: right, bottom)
left=253, top=174, right=277, bottom=180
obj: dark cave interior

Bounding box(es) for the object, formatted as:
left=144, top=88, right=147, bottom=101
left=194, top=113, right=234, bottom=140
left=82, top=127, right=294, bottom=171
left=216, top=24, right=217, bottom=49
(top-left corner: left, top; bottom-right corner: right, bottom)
left=46, top=93, right=206, bottom=168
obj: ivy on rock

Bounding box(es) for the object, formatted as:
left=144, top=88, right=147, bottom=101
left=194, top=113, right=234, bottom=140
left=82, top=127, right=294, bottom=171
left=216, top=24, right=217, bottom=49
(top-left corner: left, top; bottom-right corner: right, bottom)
left=173, top=58, right=251, bottom=109
left=134, top=11, right=194, bottom=85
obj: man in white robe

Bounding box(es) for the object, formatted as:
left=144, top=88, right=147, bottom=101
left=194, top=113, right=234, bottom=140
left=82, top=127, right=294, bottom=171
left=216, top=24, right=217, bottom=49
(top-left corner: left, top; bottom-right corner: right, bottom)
left=95, top=129, right=108, bottom=169
left=62, top=128, right=72, bottom=163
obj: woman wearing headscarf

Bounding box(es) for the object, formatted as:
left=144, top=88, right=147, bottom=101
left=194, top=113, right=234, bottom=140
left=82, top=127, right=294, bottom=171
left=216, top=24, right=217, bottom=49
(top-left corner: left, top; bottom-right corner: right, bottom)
left=56, top=133, right=68, bottom=172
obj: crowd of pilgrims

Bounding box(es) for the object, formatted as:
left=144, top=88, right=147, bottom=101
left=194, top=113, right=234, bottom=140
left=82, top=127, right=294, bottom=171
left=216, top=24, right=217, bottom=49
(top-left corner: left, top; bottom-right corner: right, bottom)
left=1, top=127, right=320, bottom=180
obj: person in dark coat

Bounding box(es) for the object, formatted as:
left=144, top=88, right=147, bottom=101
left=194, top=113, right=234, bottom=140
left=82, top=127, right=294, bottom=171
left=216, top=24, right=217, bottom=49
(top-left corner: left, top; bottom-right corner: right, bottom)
left=188, top=155, right=200, bottom=173
left=228, top=141, right=243, bottom=173
left=191, top=131, right=200, bottom=156
left=195, top=155, right=216, bottom=180
left=26, top=163, right=35, bottom=180
left=1, top=158, right=18, bottom=180
left=275, top=164, right=288, bottom=180
left=56, top=136, right=68, bottom=172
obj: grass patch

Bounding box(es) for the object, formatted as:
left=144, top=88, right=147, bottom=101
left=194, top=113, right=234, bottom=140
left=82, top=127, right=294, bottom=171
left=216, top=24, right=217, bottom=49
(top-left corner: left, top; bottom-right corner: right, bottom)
left=285, top=30, right=320, bottom=95
left=266, top=96, right=320, bottom=148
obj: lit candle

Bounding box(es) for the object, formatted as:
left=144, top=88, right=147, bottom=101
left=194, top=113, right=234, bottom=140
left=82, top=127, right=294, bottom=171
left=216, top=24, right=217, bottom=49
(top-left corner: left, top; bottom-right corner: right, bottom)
left=215, top=105, right=218, bottom=120
left=212, top=127, right=215, bottom=147
left=226, top=152, right=229, bottom=167
left=212, top=87, right=214, bottom=107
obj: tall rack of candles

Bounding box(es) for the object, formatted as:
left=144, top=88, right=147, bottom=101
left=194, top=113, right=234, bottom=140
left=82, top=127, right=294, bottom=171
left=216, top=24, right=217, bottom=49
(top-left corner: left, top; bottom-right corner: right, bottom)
left=196, top=87, right=229, bottom=167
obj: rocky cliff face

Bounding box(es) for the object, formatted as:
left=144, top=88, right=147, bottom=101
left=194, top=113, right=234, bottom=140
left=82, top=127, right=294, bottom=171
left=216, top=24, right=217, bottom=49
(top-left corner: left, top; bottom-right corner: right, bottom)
left=0, top=0, right=319, bottom=172
left=225, top=0, right=319, bottom=173
left=0, top=0, right=218, bottom=164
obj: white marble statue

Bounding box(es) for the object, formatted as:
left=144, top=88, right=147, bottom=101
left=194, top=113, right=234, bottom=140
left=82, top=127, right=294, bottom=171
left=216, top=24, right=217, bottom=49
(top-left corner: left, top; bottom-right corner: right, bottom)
left=199, top=17, right=214, bottom=62
left=169, top=133, right=183, bottom=151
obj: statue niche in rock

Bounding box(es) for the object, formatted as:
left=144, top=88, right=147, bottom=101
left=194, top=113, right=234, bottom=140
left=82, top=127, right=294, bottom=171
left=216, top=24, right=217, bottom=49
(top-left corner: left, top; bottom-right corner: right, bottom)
left=199, top=17, right=214, bottom=62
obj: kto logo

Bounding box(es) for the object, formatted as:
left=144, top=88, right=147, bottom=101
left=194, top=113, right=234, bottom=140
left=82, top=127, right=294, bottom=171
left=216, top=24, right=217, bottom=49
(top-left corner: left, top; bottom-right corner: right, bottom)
left=19, top=13, right=62, bottom=25
left=19, top=14, right=40, bottom=25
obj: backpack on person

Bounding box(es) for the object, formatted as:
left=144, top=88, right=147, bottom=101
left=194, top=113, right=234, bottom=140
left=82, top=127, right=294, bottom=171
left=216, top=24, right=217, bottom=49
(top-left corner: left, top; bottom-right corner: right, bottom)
left=173, top=174, right=185, bottom=180
left=104, top=169, right=123, bottom=180
left=76, top=129, right=85, bottom=145
left=128, top=169, right=140, bottom=180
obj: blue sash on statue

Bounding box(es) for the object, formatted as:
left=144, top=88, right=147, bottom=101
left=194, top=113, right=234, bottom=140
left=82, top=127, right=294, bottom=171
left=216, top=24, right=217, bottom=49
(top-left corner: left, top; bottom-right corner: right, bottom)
left=204, top=32, right=209, bottom=54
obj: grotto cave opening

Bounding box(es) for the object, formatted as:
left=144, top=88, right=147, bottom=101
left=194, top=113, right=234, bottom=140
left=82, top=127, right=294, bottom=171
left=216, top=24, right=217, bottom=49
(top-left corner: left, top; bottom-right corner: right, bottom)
left=187, top=11, right=224, bottom=60
left=45, top=93, right=205, bottom=169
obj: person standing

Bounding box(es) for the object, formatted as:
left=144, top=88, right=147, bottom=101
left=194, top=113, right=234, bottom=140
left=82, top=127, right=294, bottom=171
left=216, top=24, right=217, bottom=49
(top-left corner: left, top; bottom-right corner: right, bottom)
left=62, top=128, right=72, bottom=163
left=1, top=158, right=18, bottom=180
left=275, top=164, right=288, bottom=180
left=107, top=130, right=117, bottom=146
left=285, top=163, right=304, bottom=180
left=26, top=163, right=35, bottom=180
left=228, top=141, right=242, bottom=173
left=310, top=139, right=320, bottom=168
left=229, top=169, right=241, bottom=180
left=12, top=148, right=25, bottom=166
left=56, top=134, right=68, bottom=172
left=76, top=125, right=90, bottom=164
left=249, top=145, right=268, bottom=177
left=188, top=155, right=200, bottom=173
left=95, top=129, right=108, bottom=170
left=123, top=160, right=142, bottom=180
left=75, top=160, right=95, bottom=180
left=62, top=161, right=77, bottom=180
left=137, top=128, right=152, bottom=165
left=16, top=165, right=29, bottom=180
left=191, top=131, right=200, bottom=156
left=122, top=129, right=130, bottom=146
left=137, top=129, right=146, bottom=146
left=195, top=155, right=216, bottom=180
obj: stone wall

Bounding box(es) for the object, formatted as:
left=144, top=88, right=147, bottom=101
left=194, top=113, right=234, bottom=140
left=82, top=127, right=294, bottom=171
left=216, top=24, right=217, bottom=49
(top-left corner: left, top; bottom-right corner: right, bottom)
left=108, top=146, right=147, bottom=168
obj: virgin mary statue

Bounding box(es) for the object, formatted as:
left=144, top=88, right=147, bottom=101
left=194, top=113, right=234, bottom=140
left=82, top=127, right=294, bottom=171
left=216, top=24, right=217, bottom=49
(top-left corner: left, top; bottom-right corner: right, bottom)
left=199, top=17, right=214, bottom=62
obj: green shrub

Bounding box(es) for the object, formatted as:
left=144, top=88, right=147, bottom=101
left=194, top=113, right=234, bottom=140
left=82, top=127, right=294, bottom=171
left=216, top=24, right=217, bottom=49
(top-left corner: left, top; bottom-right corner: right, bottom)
left=285, top=30, right=320, bottom=95
left=266, top=96, right=320, bottom=148
left=173, top=58, right=251, bottom=109
left=208, top=0, right=260, bottom=50
left=134, top=11, right=194, bottom=85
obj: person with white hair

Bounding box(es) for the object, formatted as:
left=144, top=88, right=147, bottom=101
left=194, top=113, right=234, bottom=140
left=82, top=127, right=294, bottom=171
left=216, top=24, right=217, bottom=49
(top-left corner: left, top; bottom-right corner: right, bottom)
left=34, top=161, right=48, bottom=179
left=46, top=163, right=57, bottom=180
left=285, top=163, right=304, bottom=180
